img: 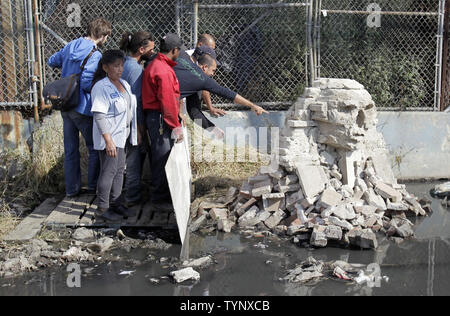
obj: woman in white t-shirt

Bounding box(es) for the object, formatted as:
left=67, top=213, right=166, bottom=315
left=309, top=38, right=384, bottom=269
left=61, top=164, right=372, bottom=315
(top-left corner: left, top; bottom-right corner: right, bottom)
left=91, top=50, right=138, bottom=222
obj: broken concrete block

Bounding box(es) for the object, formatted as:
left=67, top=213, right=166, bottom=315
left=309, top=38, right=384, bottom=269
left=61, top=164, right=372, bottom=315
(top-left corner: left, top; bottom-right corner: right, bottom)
left=324, top=225, right=343, bottom=240
left=375, top=182, right=402, bottom=203
left=386, top=201, right=409, bottom=211
left=264, top=209, right=287, bottom=229
left=224, top=187, right=239, bottom=205
left=218, top=218, right=235, bottom=233
left=332, top=204, right=356, bottom=221
left=182, top=256, right=214, bottom=268
left=262, top=193, right=285, bottom=212
left=321, top=207, right=334, bottom=218
left=252, top=185, right=272, bottom=198
left=238, top=206, right=260, bottom=227
left=310, top=231, right=328, bottom=247
left=286, top=191, right=303, bottom=210
left=287, top=225, right=306, bottom=236
left=351, top=215, right=365, bottom=227
left=363, top=215, right=378, bottom=228
left=190, top=214, right=207, bottom=233
left=170, top=267, right=200, bottom=283
left=395, top=223, right=414, bottom=238
left=295, top=163, right=327, bottom=199
left=338, top=151, right=362, bottom=189
left=256, top=210, right=272, bottom=223
left=235, top=198, right=257, bottom=216
left=347, top=228, right=378, bottom=249
left=269, top=168, right=285, bottom=180
left=371, top=153, right=396, bottom=185
left=363, top=189, right=387, bottom=211
left=295, top=205, right=309, bottom=225
left=404, top=196, right=427, bottom=216
left=240, top=181, right=253, bottom=199
left=318, top=189, right=342, bottom=208
left=328, top=216, right=354, bottom=231
left=276, top=183, right=302, bottom=194
left=209, top=208, right=228, bottom=221
left=354, top=205, right=377, bottom=217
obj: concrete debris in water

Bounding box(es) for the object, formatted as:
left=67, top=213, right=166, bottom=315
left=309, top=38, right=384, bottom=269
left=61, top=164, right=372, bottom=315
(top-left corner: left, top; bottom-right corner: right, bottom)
left=169, top=267, right=200, bottom=283
left=283, top=256, right=387, bottom=286
left=182, top=256, right=214, bottom=269
left=431, top=182, right=450, bottom=201
left=189, top=78, right=432, bottom=249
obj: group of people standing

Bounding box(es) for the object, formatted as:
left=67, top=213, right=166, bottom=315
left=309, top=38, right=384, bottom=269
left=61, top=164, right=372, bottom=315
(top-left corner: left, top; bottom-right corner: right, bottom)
left=48, top=18, right=267, bottom=222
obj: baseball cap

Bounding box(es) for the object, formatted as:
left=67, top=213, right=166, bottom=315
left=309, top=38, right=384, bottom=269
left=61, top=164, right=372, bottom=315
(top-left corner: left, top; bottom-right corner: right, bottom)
left=194, top=45, right=221, bottom=65
left=160, top=33, right=183, bottom=52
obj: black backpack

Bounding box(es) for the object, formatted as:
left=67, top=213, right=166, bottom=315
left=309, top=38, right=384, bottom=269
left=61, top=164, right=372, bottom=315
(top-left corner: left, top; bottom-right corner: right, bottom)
left=43, top=48, right=96, bottom=111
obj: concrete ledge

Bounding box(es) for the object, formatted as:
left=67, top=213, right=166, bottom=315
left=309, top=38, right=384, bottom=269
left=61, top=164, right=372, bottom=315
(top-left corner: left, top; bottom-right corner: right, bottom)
left=377, top=112, right=450, bottom=180
left=205, top=111, right=450, bottom=181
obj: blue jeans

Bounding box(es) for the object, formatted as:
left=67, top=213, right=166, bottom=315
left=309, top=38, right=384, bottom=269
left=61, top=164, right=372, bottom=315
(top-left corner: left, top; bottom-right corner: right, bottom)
left=61, top=110, right=100, bottom=196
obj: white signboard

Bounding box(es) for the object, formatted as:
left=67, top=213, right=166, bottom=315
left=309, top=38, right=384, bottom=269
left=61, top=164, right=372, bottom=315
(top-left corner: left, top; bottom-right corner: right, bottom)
left=165, top=127, right=192, bottom=246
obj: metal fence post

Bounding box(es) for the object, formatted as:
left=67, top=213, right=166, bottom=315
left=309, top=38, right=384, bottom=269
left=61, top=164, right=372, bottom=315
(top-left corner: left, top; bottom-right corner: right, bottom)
left=176, top=0, right=181, bottom=37
left=441, top=0, right=449, bottom=111
left=306, top=0, right=314, bottom=86
left=32, top=0, right=43, bottom=120
left=435, top=0, right=445, bottom=111
left=193, top=0, right=199, bottom=47
left=25, top=0, right=39, bottom=122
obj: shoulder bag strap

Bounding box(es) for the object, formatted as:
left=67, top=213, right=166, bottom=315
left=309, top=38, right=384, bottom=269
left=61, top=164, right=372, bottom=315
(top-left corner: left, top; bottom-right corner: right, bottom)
left=80, top=47, right=97, bottom=74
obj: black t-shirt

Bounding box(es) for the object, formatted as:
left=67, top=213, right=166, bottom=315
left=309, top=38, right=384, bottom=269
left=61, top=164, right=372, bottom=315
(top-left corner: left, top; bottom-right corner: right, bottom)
left=173, top=51, right=237, bottom=101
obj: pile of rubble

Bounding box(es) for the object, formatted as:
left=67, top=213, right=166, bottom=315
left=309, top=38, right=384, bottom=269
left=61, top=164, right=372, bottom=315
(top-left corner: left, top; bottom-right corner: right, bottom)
left=190, top=78, right=432, bottom=249
left=282, top=256, right=388, bottom=285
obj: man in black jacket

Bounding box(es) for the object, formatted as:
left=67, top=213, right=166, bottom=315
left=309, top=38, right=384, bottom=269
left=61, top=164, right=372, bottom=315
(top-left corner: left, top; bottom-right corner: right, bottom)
left=174, top=48, right=267, bottom=137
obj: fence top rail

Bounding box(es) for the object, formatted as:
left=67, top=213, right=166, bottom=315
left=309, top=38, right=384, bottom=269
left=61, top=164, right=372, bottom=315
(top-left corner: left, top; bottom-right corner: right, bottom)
left=184, top=3, right=309, bottom=10
left=321, top=9, right=439, bottom=17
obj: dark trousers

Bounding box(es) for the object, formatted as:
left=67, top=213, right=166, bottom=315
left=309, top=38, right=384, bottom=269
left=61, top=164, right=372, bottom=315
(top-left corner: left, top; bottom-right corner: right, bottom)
left=186, top=93, right=215, bottom=130
left=97, top=147, right=126, bottom=209
left=145, top=110, right=174, bottom=203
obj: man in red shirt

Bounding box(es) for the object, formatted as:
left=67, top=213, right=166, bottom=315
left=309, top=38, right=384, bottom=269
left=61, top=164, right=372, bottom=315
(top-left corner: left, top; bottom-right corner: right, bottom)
left=142, top=33, right=183, bottom=208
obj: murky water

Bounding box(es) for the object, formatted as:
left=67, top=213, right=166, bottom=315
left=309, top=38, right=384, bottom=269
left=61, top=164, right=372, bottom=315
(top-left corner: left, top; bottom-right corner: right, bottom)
left=1, top=182, right=449, bottom=296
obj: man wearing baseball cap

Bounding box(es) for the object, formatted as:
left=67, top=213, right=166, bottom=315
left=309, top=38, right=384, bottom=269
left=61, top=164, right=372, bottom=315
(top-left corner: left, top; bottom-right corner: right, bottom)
left=174, top=46, right=268, bottom=137
left=142, top=33, right=183, bottom=209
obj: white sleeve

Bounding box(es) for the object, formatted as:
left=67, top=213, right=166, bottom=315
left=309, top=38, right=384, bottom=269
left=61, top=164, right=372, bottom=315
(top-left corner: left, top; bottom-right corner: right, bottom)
left=91, top=83, right=109, bottom=114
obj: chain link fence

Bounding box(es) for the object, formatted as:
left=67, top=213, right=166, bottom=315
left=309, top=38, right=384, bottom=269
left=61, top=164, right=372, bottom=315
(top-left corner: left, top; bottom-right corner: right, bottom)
left=192, top=0, right=309, bottom=109
left=0, top=0, right=33, bottom=111
left=41, top=0, right=182, bottom=84
left=319, top=0, right=444, bottom=110
left=1, top=0, right=448, bottom=113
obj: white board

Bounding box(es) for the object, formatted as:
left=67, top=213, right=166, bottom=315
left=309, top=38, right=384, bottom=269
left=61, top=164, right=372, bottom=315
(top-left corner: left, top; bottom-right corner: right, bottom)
left=165, top=127, right=192, bottom=246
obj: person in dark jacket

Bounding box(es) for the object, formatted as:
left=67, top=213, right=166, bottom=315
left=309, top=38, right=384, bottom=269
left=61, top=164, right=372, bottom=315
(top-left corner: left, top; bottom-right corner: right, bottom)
left=48, top=18, right=111, bottom=198
left=174, top=47, right=267, bottom=138
left=119, top=31, right=155, bottom=206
